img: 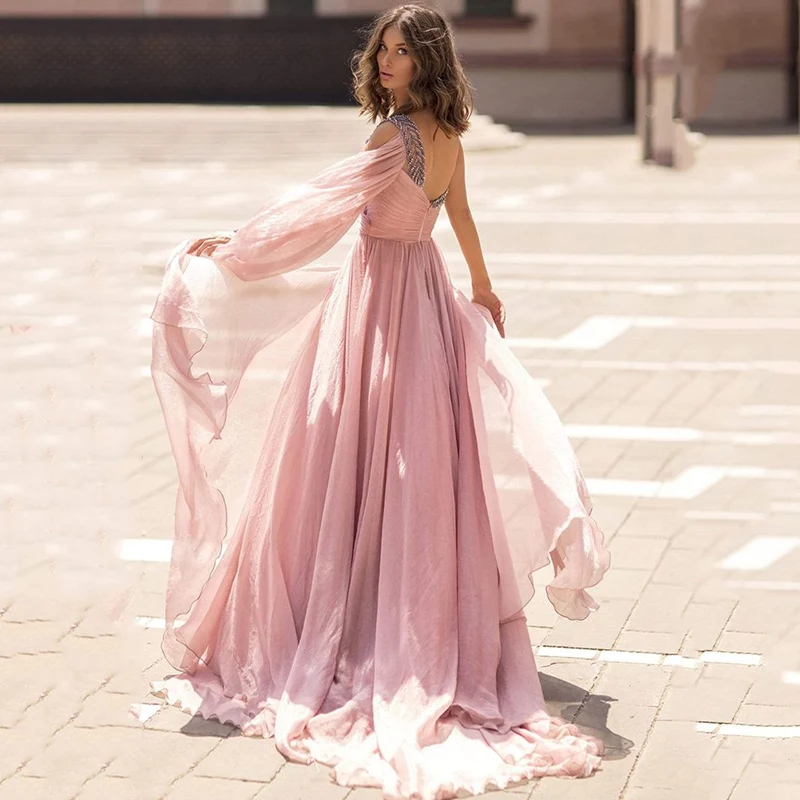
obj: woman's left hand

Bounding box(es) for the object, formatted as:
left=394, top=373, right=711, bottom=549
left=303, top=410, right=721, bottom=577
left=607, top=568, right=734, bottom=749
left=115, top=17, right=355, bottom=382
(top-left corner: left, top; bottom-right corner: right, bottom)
left=472, top=285, right=506, bottom=338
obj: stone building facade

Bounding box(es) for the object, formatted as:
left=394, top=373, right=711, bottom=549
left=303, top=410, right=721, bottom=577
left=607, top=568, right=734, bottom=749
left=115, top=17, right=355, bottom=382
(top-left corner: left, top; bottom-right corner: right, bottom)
left=0, top=0, right=795, bottom=126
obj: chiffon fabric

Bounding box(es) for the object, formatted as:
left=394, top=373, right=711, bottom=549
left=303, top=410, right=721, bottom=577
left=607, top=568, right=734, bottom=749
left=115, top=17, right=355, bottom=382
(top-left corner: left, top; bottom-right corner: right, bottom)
left=145, top=121, right=611, bottom=799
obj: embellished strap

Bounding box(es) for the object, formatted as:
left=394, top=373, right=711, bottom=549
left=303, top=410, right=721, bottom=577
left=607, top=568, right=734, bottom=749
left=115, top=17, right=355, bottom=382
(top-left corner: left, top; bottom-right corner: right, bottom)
left=386, top=114, right=426, bottom=189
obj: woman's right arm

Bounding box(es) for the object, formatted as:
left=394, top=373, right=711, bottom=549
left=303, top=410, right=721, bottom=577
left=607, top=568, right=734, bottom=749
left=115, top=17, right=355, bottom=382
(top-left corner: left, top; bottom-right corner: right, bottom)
left=445, top=140, right=506, bottom=337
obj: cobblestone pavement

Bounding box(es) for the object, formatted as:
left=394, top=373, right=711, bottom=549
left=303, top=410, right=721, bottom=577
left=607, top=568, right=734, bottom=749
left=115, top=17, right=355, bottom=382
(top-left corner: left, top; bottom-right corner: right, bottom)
left=2, top=106, right=800, bottom=800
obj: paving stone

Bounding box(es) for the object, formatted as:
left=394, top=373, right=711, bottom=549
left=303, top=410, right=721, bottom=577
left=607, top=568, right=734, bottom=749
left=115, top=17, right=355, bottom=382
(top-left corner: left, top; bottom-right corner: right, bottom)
left=590, top=568, right=652, bottom=601
left=659, top=673, right=754, bottom=723
left=194, top=734, right=285, bottom=783
left=623, top=720, right=740, bottom=800
left=734, top=703, right=800, bottom=726
left=164, top=775, right=265, bottom=800
left=0, top=776, right=69, bottom=800
left=729, top=762, right=800, bottom=800
left=714, top=631, right=774, bottom=655
left=251, top=762, right=348, bottom=800
left=74, top=775, right=158, bottom=800
left=103, top=728, right=219, bottom=786
left=680, top=600, right=737, bottom=654
left=592, top=663, right=671, bottom=709
left=613, top=630, right=685, bottom=655
left=603, top=536, right=668, bottom=571
left=543, top=598, right=634, bottom=649
left=626, top=585, right=693, bottom=635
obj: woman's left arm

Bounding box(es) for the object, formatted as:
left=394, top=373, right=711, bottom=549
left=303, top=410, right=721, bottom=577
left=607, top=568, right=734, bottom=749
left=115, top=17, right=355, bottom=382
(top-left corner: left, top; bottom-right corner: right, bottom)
left=445, top=140, right=506, bottom=337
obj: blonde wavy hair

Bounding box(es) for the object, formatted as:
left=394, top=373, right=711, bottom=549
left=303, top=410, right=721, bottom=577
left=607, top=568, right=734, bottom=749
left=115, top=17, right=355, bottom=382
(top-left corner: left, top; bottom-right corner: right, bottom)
left=351, top=3, right=474, bottom=137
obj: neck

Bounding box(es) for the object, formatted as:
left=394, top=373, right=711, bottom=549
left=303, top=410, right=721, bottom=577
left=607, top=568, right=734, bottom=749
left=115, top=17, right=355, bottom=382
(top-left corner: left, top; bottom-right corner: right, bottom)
left=392, top=88, right=410, bottom=111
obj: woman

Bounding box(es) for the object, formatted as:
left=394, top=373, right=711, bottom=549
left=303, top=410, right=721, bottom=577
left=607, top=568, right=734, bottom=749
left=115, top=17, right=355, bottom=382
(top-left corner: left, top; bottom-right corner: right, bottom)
left=146, top=4, right=611, bottom=798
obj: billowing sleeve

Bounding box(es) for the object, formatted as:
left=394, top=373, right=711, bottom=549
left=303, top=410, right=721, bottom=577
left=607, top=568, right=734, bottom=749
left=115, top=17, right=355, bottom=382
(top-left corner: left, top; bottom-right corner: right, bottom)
left=149, top=132, right=407, bottom=670
left=211, top=133, right=406, bottom=280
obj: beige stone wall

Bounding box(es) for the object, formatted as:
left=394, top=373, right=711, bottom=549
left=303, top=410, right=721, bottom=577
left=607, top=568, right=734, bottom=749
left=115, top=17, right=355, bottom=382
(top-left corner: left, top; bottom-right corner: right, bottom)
left=317, top=0, right=463, bottom=15
left=0, top=0, right=266, bottom=14
left=547, top=0, right=626, bottom=55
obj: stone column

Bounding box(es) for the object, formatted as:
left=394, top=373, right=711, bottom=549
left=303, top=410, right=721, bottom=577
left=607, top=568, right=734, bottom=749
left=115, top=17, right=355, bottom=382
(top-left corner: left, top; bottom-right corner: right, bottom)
left=636, top=0, right=699, bottom=168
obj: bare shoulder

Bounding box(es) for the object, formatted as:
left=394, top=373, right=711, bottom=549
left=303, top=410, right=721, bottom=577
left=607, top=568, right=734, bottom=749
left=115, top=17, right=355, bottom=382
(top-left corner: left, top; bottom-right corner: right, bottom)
left=365, top=120, right=402, bottom=151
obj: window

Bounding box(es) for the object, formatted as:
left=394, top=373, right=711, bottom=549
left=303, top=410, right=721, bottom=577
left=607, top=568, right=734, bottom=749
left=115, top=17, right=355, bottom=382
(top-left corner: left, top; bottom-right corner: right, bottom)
left=465, top=0, right=515, bottom=16
left=269, top=0, right=314, bottom=15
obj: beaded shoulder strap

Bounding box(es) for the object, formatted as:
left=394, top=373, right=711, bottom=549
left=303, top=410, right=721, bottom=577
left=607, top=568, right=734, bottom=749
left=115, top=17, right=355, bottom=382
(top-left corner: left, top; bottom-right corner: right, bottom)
left=386, top=114, right=426, bottom=189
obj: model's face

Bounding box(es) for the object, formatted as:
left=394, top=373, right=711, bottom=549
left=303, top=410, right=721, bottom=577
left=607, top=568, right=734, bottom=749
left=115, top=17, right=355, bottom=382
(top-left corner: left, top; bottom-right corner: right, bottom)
left=376, top=25, right=414, bottom=91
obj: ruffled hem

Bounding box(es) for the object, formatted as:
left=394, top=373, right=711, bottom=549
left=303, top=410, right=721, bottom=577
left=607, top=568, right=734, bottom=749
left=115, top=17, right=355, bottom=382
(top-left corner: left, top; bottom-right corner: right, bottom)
left=142, top=670, right=604, bottom=800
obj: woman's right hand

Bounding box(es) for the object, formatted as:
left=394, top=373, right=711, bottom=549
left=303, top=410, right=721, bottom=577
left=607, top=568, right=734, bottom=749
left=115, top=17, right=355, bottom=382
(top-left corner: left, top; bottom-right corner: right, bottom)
left=187, top=234, right=232, bottom=258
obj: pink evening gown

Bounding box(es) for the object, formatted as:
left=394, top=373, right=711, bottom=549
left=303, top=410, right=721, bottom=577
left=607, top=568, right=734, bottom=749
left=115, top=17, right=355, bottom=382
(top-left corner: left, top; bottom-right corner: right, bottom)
left=145, top=114, right=611, bottom=799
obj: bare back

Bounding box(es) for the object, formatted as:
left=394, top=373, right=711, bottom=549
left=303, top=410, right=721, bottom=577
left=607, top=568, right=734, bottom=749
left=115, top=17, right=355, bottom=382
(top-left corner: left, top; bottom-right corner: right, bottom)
left=406, top=112, right=460, bottom=203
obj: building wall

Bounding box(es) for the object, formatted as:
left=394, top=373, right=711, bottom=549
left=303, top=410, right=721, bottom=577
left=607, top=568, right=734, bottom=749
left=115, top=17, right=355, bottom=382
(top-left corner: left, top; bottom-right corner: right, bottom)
left=0, top=0, right=794, bottom=126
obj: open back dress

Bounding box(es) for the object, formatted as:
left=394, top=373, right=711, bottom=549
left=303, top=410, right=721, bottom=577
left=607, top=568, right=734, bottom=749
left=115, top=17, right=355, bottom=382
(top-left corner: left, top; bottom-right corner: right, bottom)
left=145, top=114, right=611, bottom=799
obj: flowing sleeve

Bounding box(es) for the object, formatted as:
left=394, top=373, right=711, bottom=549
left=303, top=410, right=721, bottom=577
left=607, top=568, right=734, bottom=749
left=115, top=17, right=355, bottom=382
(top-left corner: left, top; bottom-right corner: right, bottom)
left=149, top=133, right=406, bottom=670
left=211, top=133, right=406, bottom=280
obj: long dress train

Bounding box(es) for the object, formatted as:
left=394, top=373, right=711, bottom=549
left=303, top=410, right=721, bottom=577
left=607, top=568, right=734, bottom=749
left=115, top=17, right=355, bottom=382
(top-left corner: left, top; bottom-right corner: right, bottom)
left=144, top=115, right=611, bottom=799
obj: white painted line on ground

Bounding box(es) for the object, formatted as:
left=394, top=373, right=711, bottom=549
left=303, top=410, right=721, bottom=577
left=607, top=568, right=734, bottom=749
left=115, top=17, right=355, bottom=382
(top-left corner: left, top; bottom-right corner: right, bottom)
left=521, top=358, right=800, bottom=375
left=533, top=647, right=756, bottom=669
left=717, top=537, right=800, bottom=571
left=696, top=722, right=718, bottom=733
left=685, top=511, right=766, bottom=522
left=473, top=210, right=800, bottom=225
left=61, top=229, right=89, bottom=242
left=772, top=502, right=800, bottom=514
left=497, top=466, right=797, bottom=500
left=508, top=315, right=800, bottom=352
left=783, top=671, right=800, bottom=685
left=5, top=293, right=38, bottom=308
left=564, top=424, right=800, bottom=446
left=536, top=646, right=598, bottom=660
left=136, top=616, right=166, bottom=629
left=697, top=723, right=800, bottom=739
left=454, top=278, right=800, bottom=296
left=442, top=252, right=800, bottom=269
left=663, top=655, right=699, bottom=669
left=597, top=650, right=662, bottom=665
left=740, top=405, right=800, bottom=417
left=724, top=580, right=800, bottom=592
left=699, top=651, right=763, bottom=666
left=119, top=539, right=172, bottom=563
left=84, top=192, right=120, bottom=208
left=0, top=210, right=30, bottom=225
left=12, top=342, right=56, bottom=359
left=135, top=617, right=185, bottom=629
